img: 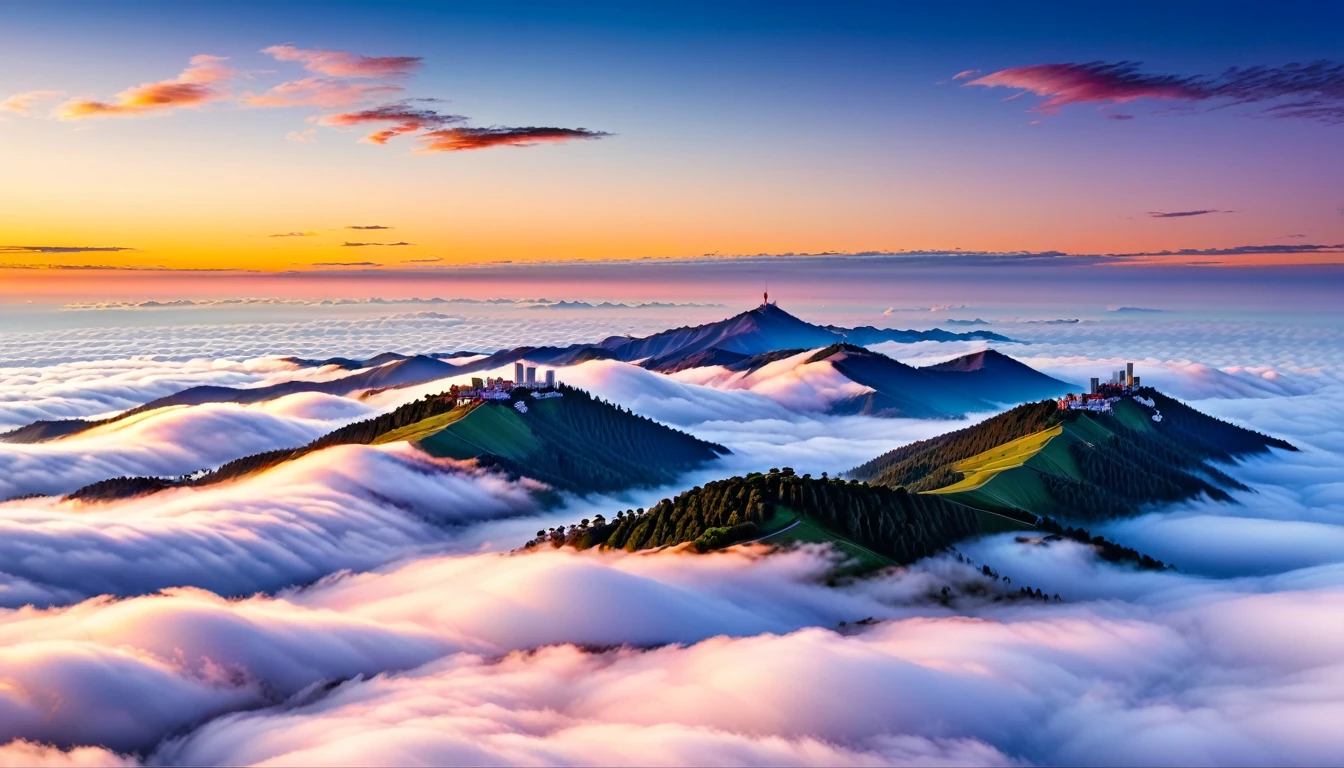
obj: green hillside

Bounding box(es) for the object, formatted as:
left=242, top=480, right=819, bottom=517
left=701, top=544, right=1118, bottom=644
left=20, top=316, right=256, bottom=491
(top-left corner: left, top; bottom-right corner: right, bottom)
left=851, top=388, right=1296, bottom=523
left=413, top=386, right=726, bottom=493
left=66, top=385, right=726, bottom=502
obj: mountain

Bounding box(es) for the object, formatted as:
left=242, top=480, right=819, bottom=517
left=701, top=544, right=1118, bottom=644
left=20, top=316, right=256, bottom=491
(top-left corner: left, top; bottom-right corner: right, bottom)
left=524, top=468, right=981, bottom=571
left=64, top=385, right=727, bottom=503
left=668, top=344, right=1069, bottom=420
left=848, top=388, right=1296, bottom=524
left=412, top=386, right=726, bottom=493
left=598, top=303, right=845, bottom=361
left=807, top=344, right=995, bottom=418
left=527, top=467, right=1176, bottom=578
left=921, top=349, right=1075, bottom=404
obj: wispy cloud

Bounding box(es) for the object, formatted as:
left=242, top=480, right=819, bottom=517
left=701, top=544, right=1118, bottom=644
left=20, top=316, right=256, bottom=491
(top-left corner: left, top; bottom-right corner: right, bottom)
left=966, top=60, right=1344, bottom=124
left=242, top=77, right=402, bottom=109
left=951, top=69, right=980, bottom=80
left=1107, top=113, right=1135, bottom=121
left=0, top=90, right=64, bottom=116
left=319, top=103, right=465, bottom=144
left=58, top=55, right=234, bottom=119
left=417, top=126, right=611, bottom=152
left=402, top=256, right=443, bottom=263
left=311, top=260, right=381, bottom=267
left=342, top=241, right=411, bottom=247
left=269, top=232, right=317, bottom=238
left=262, top=44, right=422, bottom=79
left=0, top=245, right=135, bottom=254
left=1147, top=209, right=1230, bottom=218
left=1114, top=243, right=1344, bottom=257
left=347, top=225, right=390, bottom=230
left=285, top=128, right=318, bottom=143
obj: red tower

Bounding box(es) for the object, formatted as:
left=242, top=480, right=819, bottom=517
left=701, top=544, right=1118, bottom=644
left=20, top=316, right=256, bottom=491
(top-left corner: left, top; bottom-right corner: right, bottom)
left=763, top=290, right=769, bottom=305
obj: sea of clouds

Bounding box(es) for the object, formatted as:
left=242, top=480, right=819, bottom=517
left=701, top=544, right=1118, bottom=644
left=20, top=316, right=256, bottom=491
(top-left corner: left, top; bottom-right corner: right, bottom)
left=0, top=301, right=1342, bottom=766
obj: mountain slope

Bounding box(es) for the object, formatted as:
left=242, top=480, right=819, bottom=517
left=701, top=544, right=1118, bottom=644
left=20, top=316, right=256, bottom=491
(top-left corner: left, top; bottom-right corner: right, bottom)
left=921, top=349, right=1075, bottom=404
left=414, top=387, right=726, bottom=493
left=527, top=469, right=981, bottom=567
left=65, top=385, right=727, bottom=502
left=848, top=389, right=1296, bottom=522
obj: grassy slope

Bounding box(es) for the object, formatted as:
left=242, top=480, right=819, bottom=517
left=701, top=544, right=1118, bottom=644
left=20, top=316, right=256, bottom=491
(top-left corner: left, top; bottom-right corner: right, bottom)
left=371, top=403, right=477, bottom=445
left=754, top=504, right=896, bottom=572
left=416, top=401, right=543, bottom=461
left=927, top=420, right=1102, bottom=530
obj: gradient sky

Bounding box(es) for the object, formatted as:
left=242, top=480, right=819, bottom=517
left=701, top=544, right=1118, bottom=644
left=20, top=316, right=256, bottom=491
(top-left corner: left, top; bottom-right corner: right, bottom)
left=2, top=0, right=1343, bottom=277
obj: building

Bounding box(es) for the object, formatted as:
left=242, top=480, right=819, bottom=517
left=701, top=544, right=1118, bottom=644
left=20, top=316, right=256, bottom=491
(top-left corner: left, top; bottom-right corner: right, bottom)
left=1090, top=377, right=1100, bottom=394
left=1126, top=362, right=1134, bottom=388
left=471, top=377, right=484, bottom=389
left=514, top=362, right=525, bottom=384
left=525, top=365, right=537, bottom=385
left=545, top=369, right=556, bottom=387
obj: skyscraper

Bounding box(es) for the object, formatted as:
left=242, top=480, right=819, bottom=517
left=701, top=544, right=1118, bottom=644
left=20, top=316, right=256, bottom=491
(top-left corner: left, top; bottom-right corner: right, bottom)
left=1090, top=377, right=1099, bottom=394
left=514, top=361, right=525, bottom=384
left=526, top=365, right=537, bottom=385
left=1126, top=362, right=1134, bottom=388
left=545, top=369, right=555, bottom=387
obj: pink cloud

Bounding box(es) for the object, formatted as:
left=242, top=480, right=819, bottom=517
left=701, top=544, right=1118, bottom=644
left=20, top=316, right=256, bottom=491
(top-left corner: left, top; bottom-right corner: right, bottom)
left=242, top=77, right=403, bottom=109
left=58, top=55, right=234, bottom=120
left=951, top=69, right=980, bottom=80
left=0, top=90, right=65, bottom=116
left=966, top=62, right=1197, bottom=114
left=965, top=60, right=1344, bottom=124
left=262, top=44, right=422, bottom=79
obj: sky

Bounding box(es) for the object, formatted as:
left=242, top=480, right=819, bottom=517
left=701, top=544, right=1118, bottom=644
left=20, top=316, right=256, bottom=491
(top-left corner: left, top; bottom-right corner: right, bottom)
left=2, top=1, right=1343, bottom=289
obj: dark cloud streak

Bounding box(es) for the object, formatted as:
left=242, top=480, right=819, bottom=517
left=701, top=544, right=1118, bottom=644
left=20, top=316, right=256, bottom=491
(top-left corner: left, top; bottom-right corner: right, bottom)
left=968, top=59, right=1344, bottom=124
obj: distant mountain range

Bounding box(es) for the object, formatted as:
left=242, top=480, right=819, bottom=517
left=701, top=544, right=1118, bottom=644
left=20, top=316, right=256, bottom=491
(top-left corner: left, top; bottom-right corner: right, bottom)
left=2, top=303, right=1022, bottom=442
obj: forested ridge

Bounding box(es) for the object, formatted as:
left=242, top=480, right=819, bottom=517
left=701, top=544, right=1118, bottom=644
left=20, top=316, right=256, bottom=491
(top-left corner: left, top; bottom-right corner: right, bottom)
left=847, top=389, right=1295, bottom=522
left=524, top=469, right=981, bottom=565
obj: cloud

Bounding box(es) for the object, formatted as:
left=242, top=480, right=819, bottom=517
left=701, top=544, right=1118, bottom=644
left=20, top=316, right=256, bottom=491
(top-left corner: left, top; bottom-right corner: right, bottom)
left=340, top=241, right=410, bottom=247
left=0, top=442, right=543, bottom=607
left=346, top=225, right=390, bottom=230
left=269, top=231, right=317, bottom=238
left=284, top=128, right=317, bottom=142
left=1115, top=243, right=1344, bottom=257
left=58, top=55, right=234, bottom=119
left=1147, top=209, right=1228, bottom=218
left=312, top=261, right=381, bottom=266
left=0, top=90, right=64, bottom=116
left=262, top=44, right=422, bottom=79
left=242, top=77, right=402, bottom=109
left=0, top=245, right=134, bottom=254
left=402, top=256, right=443, bottom=263
left=418, top=126, right=611, bottom=152
left=951, top=69, right=980, bottom=80
left=967, top=59, right=1344, bottom=123
left=318, top=102, right=465, bottom=144
left=1106, top=112, right=1135, bottom=120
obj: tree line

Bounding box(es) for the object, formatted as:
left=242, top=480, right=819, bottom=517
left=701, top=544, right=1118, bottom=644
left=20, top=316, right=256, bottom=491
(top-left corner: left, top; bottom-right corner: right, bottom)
left=525, top=468, right=981, bottom=565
